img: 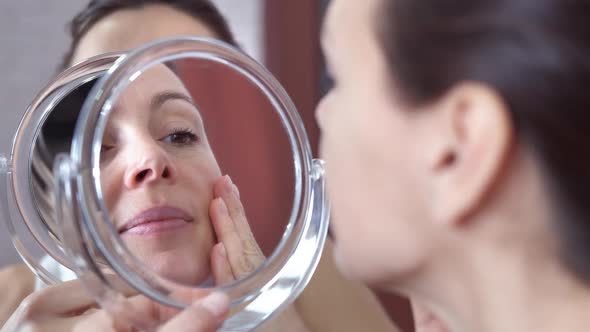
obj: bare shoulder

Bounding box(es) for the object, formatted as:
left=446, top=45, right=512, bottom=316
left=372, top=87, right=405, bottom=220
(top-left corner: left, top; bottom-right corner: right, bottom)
left=294, top=239, right=401, bottom=332
left=0, top=263, right=35, bottom=289
left=0, top=264, right=36, bottom=327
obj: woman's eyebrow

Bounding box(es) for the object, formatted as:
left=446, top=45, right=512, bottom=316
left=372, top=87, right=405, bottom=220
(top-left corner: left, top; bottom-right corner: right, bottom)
left=150, top=90, right=196, bottom=111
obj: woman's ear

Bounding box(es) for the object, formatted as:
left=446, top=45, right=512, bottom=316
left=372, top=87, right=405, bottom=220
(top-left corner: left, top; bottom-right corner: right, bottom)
left=429, top=83, right=514, bottom=227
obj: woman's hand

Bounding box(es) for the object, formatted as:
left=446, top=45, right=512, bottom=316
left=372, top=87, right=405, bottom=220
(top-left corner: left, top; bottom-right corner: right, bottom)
left=209, top=175, right=265, bottom=284
left=1, top=279, right=229, bottom=332
left=208, top=175, right=311, bottom=332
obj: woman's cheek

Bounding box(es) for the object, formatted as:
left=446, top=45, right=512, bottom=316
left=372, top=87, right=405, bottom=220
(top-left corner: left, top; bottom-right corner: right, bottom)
left=100, top=162, right=123, bottom=211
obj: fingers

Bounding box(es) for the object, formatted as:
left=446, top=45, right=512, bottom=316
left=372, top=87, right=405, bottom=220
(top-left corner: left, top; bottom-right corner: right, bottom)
left=209, top=196, right=247, bottom=278
left=5, top=280, right=225, bottom=332
left=219, top=177, right=264, bottom=264
left=158, top=292, right=229, bottom=332
left=211, top=242, right=235, bottom=285
left=18, top=279, right=96, bottom=316
left=7, top=306, right=125, bottom=332
left=210, top=175, right=265, bottom=279
left=210, top=194, right=241, bottom=246
left=71, top=309, right=129, bottom=332
left=2, top=278, right=145, bottom=332
left=76, top=293, right=228, bottom=332
left=214, top=175, right=256, bottom=240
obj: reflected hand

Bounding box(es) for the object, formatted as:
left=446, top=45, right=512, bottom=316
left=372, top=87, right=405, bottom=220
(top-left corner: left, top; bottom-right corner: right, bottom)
left=209, top=175, right=265, bottom=284
left=208, top=175, right=310, bottom=332
left=1, top=279, right=229, bottom=332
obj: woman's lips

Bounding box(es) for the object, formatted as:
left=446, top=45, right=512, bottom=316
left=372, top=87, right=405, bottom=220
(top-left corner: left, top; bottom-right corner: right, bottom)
left=119, top=206, right=193, bottom=236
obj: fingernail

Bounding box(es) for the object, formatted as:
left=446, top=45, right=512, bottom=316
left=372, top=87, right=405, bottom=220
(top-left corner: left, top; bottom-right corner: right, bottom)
left=217, top=198, right=229, bottom=216
left=232, top=184, right=240, bottom=198
left=224, top=175, right=233, bottom=193
left=198, top=292, right=230, bottom=317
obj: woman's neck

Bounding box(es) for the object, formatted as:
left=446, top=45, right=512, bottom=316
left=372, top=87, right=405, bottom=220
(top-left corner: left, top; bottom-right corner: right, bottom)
left=402, top=152, right=590, bottom=332
left=411, top=235, right=590, bottom=332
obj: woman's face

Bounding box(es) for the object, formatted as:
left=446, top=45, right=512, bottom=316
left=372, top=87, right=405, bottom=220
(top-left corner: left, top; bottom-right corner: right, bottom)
left=317, top=0, right=439, bottom=287
left=67, top=3, right=226, bottom=285
left=100, top=64, right=221, bottom=284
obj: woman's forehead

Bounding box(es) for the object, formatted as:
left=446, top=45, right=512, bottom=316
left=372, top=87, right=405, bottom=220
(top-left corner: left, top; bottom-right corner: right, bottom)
left=130, top=64, right=188, bottom=93
left=105, top=65, right=206, bottom=128
left=115, top=65, right=191, bottom=107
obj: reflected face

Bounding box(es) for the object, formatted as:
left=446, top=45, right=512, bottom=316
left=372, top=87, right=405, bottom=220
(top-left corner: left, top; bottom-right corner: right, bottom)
left=317, top=0, right=434, bottom=286
left=69, top=3, right=224, bottom=284
left=71, top=4, right=219, bottom=64
left=100, top=65, right=220, bottom=284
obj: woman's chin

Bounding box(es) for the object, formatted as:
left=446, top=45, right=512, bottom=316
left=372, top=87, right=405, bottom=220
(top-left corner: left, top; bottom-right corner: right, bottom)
left=163, top=271, right=210, bottom=286
left=333, top=242, right=399, bottom=288
left=153, top=261, right=211, bottom=285
left=333, top=242, right=365, bottom=281
left=130, top=250, right=211, bottom=285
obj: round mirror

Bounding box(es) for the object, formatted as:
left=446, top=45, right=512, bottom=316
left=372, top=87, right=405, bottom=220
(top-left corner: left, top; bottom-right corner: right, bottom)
left=1, top=38, right=329, bottom=331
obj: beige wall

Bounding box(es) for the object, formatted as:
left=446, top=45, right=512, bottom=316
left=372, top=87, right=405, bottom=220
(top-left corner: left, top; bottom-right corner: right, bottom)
left=0, top=1, right=264, bottom=266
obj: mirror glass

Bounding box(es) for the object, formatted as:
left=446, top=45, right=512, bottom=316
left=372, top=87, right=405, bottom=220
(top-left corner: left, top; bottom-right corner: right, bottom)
left=4, top=39, right=329, bottom=331
left=31, top=57, right=296, bottom=287
left=32, top=78, right=97, bottom=243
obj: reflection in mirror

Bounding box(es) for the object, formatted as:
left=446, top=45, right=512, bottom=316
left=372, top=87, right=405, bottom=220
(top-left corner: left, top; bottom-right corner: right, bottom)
left=32, top=78, right=97, bottom=243
left=94, top=58, right=295, bottom=286
left=28, top=56, right=295, bottom=291
left=100, top=63, right=222, bottom=286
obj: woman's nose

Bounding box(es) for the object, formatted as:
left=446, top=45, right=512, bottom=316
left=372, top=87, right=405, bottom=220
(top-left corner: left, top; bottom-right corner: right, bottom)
left=123, top=144, right=177, bottom=189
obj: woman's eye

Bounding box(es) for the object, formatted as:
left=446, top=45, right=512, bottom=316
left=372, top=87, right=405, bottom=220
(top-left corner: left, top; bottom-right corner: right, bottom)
left=100, top=144, right=116, bottom=163
left=101, top=144, right=114, bottom=153
left=162, top=129, right=199, bottom=145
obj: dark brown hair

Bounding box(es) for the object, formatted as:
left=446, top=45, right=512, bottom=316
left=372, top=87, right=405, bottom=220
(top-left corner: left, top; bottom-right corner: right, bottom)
left=379, top=0, right=590, bottom=281
left=59, top=0, right=237, bottom=70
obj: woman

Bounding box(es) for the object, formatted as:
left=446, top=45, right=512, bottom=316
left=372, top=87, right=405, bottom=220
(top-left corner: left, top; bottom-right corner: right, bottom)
left=99, top=63, right=256, bottom=286
left=26, top=0, right=587, bottom=330
left=2, top=1, right=406, bottom=331
left=318, top=0, right=590, bottom=331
